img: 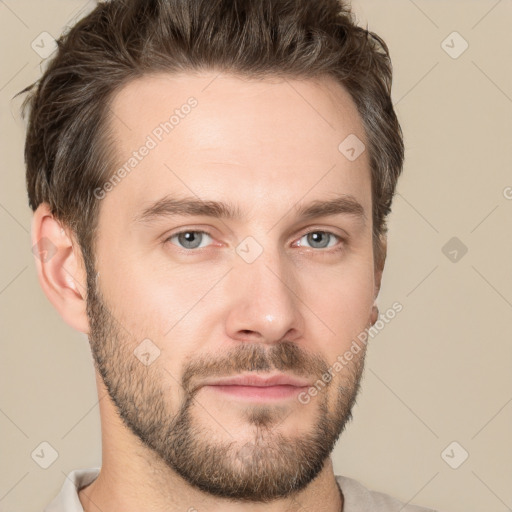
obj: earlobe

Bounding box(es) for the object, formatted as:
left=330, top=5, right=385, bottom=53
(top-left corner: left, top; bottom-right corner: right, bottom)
left=31, top=203, right=90, bottom=334
left=370, top=304, right=379, bottom=325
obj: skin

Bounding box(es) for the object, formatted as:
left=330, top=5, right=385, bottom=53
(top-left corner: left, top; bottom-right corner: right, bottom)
left=32, top=72, right=385, bottom=512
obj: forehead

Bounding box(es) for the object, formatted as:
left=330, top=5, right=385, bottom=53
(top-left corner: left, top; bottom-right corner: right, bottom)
left=103, top=72, right=371, bottom=225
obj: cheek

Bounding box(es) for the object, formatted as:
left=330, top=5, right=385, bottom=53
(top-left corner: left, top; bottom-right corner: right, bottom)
left=93, top=206, right=207, bottom=331
left=298, top=260, right=374, bottom=345
left=95, top=259, right=203, bottom=387
left=109, top=275, right=190, bottom=334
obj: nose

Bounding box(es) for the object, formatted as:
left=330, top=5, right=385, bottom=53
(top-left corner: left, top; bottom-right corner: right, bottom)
left=224, top=251, right=305, bottom=345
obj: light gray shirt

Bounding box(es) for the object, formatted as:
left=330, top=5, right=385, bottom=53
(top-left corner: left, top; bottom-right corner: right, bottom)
left=44, top=468, right=438, bottom=511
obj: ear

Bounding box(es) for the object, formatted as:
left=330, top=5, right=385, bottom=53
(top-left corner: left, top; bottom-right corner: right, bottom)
left=373, top=233, right=387, bottom=301
left=31, top=203, right=90, bottom=334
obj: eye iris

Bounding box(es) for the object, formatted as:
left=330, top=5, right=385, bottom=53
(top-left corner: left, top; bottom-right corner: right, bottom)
left=307, top=231, right=330, bottom=248
left=178, top=231, right=202, bottom=249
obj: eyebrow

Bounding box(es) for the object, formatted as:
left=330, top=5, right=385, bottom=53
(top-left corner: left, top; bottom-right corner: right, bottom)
left=133, top=194, right=367, bottom=225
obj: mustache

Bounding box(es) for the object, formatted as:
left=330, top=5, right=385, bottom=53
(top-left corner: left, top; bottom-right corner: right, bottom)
left=182, top=341, right=328, bottom=395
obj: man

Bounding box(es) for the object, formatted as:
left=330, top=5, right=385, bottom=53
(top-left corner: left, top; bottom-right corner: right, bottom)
left=22, top=0, right=437, bottom=510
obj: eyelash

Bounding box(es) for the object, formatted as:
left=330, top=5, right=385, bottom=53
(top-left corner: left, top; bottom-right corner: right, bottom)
left=164, top=229, right=346, bottom=253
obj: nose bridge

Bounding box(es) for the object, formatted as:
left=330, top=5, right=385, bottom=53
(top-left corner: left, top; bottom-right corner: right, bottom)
left=248, top=248, right=294, bottom=308
left=225, top=238, right=304, bottom=343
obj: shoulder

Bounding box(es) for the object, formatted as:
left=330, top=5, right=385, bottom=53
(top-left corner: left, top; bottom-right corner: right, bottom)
left=335, top=475, right=439, bottom=512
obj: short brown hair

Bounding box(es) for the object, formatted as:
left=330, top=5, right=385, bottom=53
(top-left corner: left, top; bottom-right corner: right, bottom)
left=20, top=0, right=404, bottom=275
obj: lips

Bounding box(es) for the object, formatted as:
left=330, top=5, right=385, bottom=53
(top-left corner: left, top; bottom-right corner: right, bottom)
left=200, top=373, right=312, bottom=401
left=202, top=373, right=311, bottom=388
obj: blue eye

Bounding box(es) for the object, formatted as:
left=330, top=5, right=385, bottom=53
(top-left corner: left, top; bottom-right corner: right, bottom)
left=167, top=231, right=213, bottom=250
left=298, top=231, right=341, bottom=249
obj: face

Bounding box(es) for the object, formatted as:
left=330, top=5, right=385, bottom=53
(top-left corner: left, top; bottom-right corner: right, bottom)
left=85, top=72, right=377, bottom=502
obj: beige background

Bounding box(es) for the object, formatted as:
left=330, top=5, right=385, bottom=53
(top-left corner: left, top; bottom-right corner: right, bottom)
left=1, top=1, right=511, bottom=511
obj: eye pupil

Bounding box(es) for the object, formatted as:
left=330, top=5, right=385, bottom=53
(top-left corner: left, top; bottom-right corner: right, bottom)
left=178, top=231, right=202, bottom=249
left=307, top=231, right=330, bottom=248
